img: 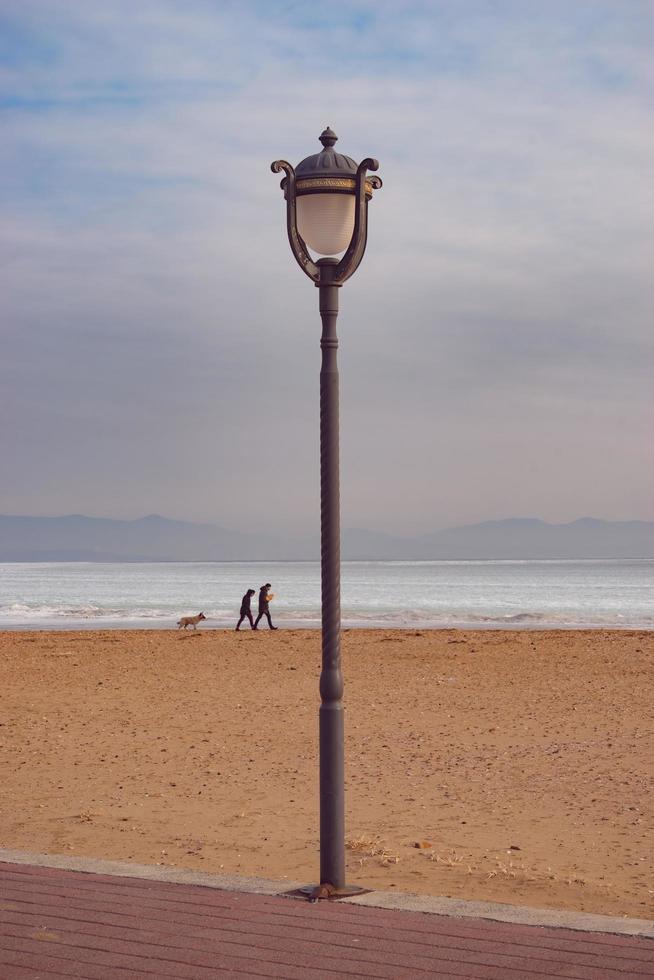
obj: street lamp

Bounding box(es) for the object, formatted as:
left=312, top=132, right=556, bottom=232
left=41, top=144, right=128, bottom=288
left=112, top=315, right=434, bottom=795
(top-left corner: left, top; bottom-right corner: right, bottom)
left=271, top=128, right=382, bottom=896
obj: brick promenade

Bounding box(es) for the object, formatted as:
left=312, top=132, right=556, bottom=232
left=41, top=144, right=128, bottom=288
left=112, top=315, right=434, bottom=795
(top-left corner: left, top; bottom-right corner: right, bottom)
left=1, top=861, right=654, bottom=979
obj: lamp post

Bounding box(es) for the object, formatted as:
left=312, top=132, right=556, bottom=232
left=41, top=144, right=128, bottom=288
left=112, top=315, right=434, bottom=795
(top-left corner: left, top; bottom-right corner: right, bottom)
left=271, top=128, right=382, bottom=895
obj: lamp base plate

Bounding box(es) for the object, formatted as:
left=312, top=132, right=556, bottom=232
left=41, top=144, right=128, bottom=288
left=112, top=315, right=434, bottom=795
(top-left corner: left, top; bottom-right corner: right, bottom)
left=288, top=883, right=371, bottom=902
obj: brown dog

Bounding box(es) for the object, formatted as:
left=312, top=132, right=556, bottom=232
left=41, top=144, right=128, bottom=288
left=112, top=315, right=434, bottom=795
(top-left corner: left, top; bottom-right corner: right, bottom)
left=177, top=612, right=206, bottom=630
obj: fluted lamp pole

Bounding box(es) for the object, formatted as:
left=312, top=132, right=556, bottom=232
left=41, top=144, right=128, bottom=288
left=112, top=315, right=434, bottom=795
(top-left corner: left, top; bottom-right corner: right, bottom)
left=271, top=128, right=382, bottom=897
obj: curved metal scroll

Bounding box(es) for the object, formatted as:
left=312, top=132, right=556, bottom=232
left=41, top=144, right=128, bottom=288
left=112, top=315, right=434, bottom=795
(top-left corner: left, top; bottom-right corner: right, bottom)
left=271, top=160, right=320, bottom=283
left=334, top=158, right=382, bottom=285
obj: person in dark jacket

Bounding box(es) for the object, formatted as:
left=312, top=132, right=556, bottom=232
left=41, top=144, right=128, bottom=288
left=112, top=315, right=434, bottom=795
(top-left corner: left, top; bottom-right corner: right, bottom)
left=235, top=589, right=256, bottom=631
left=253, top=583, right=277, bottom=630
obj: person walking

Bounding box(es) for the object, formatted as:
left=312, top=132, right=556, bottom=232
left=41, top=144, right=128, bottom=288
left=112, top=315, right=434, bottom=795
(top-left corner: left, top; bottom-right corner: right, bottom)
left=235, top=588, right=256, bottom=631
left=253, top=583, right=277, bottom=630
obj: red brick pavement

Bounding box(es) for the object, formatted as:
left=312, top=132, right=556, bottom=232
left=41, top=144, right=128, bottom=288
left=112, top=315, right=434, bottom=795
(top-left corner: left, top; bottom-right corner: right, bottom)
left=1, top=861, right=653, bottom=979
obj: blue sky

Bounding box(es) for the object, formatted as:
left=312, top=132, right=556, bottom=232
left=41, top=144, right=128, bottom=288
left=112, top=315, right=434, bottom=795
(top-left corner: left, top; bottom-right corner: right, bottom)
left=1, top=0, right=653, bottom=534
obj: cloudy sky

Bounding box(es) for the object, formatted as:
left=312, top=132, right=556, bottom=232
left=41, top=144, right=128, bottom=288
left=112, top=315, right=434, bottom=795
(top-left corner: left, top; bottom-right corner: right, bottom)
left=2, top=0, right=652, bottom=536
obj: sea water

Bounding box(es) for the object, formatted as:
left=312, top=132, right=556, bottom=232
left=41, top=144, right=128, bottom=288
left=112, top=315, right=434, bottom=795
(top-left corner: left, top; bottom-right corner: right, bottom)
left=0, top=559, right=652, bottom=630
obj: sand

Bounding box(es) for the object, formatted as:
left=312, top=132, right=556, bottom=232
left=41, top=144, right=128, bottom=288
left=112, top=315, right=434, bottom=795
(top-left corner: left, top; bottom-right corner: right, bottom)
left=0, top=627, right=652, bottom=919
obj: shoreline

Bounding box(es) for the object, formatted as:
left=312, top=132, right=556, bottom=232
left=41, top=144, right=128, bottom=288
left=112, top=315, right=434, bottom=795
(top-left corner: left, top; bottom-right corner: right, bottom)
left=2, top=622, right=653, bottom=632
left=1, top=627, right=652, bottom=920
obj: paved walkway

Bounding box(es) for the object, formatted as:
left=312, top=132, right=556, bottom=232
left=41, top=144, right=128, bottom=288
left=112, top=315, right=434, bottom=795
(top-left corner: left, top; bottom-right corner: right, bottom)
left=1, top=859, right=654, bottom=979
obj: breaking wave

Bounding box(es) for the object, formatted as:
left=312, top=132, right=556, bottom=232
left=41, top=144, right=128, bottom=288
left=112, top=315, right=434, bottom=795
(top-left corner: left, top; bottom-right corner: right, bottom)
left=1, top=602, right=652, bottom=630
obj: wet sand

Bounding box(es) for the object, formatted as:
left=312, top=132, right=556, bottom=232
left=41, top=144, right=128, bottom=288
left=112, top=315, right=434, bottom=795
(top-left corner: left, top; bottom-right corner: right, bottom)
left=0, top=627, right=652, bottom=919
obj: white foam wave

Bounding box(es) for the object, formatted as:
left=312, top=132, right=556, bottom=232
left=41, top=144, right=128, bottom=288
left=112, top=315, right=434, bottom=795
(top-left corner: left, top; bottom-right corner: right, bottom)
left=0, top=602, right=173, bottom=622
left=1, top=601, right=653, bottom=630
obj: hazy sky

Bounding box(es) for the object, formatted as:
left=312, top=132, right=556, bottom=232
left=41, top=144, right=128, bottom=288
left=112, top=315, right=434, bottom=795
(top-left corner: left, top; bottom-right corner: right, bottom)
left=2, top=0, right=652, bottom=536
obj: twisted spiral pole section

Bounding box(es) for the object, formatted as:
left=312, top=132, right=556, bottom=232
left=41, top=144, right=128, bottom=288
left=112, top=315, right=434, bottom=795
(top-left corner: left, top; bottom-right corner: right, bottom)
left=317, top=257, right=345, bottom=887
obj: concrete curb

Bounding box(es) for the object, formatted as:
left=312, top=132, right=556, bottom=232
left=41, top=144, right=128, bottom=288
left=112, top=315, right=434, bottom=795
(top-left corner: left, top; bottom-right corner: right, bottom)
left=345, top=889, right=654, bottom=938
left=0, top=848, right=300, bottom=897
left=1, top=848, right=652, bottom=939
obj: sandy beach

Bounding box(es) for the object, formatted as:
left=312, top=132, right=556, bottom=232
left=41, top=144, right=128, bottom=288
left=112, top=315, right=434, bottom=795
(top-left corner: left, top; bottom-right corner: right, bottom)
left=0, top=627, right=652, bottom=919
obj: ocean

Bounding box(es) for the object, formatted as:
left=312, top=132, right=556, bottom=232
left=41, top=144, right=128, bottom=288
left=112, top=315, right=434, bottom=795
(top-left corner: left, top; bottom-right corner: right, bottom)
left=0, top=559, right=652, bottom=630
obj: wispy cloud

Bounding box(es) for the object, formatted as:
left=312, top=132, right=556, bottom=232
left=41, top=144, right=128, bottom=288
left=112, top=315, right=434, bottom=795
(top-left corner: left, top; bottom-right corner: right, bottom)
left=1, top=1, right=652, bottom=532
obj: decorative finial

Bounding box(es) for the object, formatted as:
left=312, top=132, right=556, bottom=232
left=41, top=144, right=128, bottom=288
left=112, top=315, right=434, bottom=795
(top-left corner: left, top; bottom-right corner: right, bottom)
left=319, top=127, right=338, bottom=149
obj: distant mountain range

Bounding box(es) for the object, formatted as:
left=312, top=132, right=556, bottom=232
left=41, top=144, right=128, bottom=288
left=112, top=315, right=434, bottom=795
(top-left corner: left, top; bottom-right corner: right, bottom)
left=1, top=514, right=653, bottom=561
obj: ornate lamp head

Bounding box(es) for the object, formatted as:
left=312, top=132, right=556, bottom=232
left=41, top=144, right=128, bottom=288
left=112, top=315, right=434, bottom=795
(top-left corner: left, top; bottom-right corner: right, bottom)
left=272, top=128, right=382, bottom=284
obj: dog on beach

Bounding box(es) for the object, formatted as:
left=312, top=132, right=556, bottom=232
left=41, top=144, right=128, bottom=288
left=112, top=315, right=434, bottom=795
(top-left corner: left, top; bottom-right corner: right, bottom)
left=176, top=612, right=206, bottom=630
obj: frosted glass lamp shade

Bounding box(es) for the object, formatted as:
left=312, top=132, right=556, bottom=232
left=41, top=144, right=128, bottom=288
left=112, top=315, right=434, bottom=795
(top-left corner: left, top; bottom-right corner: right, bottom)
left=296, top=193, right=355, bottom=256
